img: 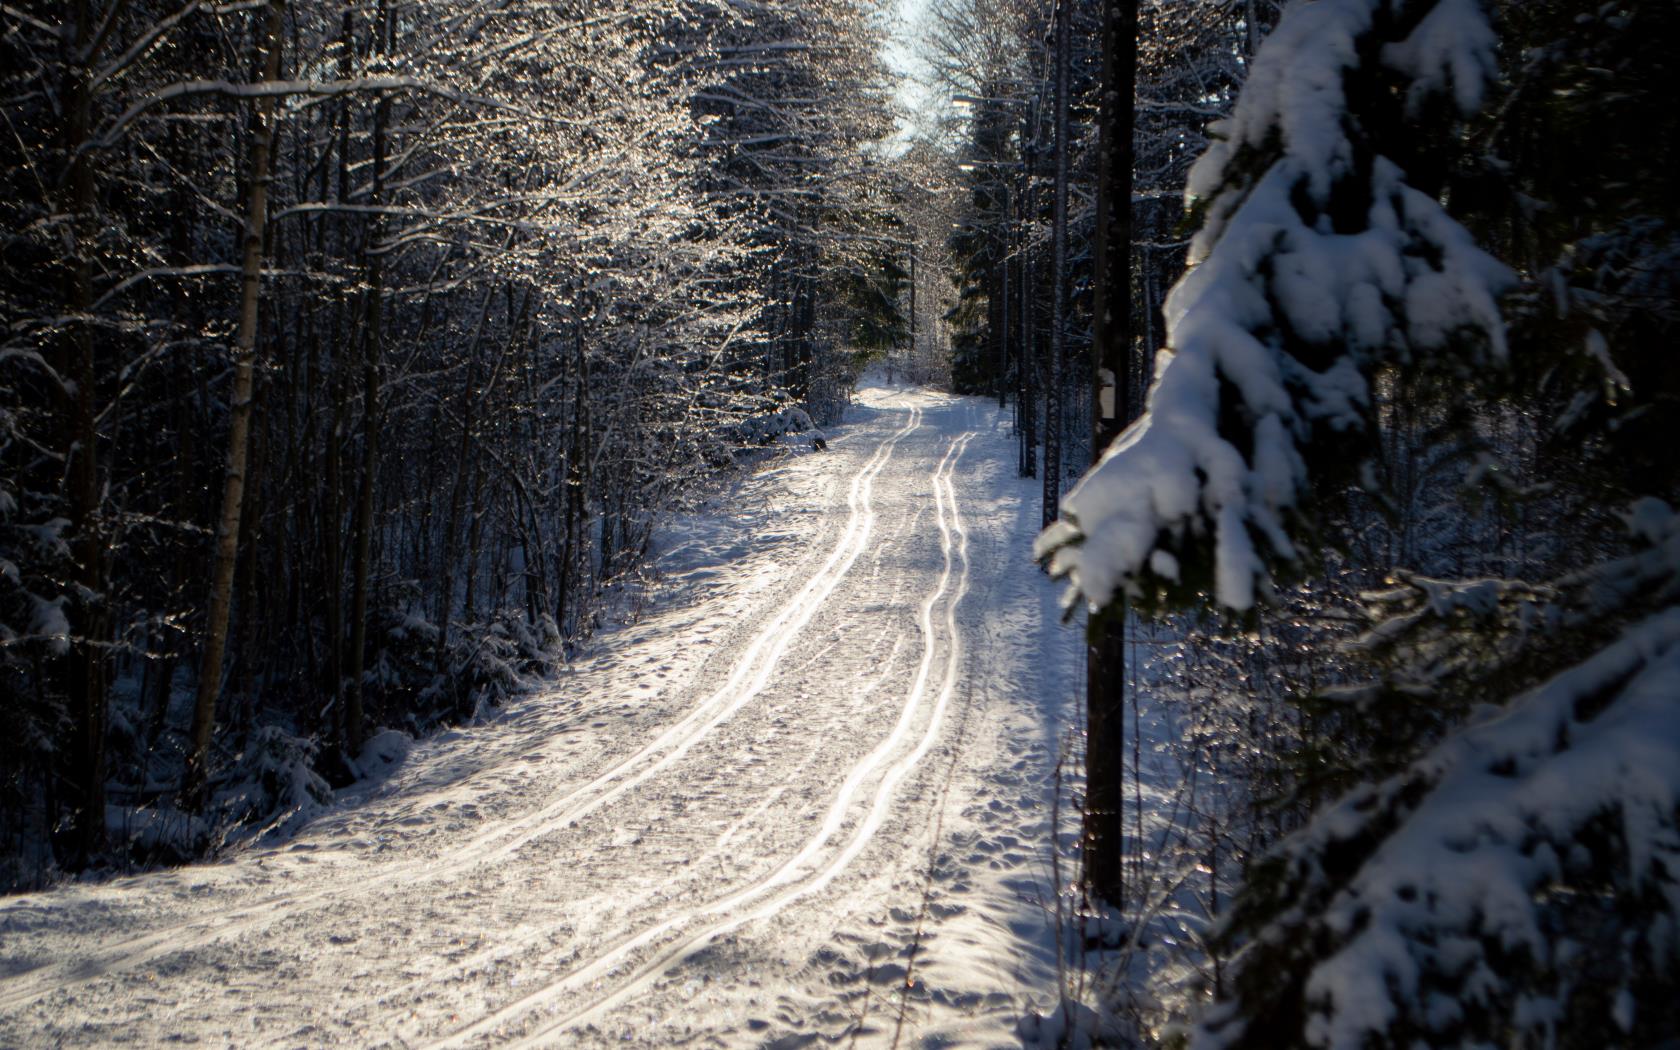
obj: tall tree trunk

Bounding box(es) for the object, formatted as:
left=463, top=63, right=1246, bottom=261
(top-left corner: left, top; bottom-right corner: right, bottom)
left=1019, top=162, right=1037, bottom=480
left=989, top=241, right=1006, bottom=403
left=345, top=86, right=391, bottom=755
left=1084, top=0, right=1139, bottom=908
left=321, top=3, right=354, bottom=744
left=233, top=373, right=268, bottom=741
left=1041, top=0, right=1071, bottom=530
left=434, top=287, right=497, bottom=677
left=463, top=452, right=487, bottom=625
left=789, top=272, right=815, bottom=405
left=60, top=1, right=108, bottom=860
left=907, top=247, right=916, bottom=381
left=558, top=327, right=586, bottom=638
left=183, top=0, right=285, bottom=809
left=994, top=239, right=1008, bottom=410
left=324, top=311, right=348, bottom=743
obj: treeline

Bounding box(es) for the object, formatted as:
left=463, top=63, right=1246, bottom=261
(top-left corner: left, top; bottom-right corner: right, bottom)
left=0, top=0, right=900, bottom=889
left=926, top=0, right=1267, bottom=514
left=930, top=0, right=1678, bottom=1044
left=954, top=0, right=1680, bottom=1046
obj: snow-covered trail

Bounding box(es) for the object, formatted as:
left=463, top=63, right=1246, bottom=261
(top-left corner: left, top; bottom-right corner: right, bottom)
left=0, top=380, right=1086, bottom=1048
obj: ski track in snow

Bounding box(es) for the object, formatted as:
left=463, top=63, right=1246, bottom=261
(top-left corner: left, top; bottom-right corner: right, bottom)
left=0, top=402, right=922, bottom=1015
left=0, top=381, right=1087, bottom=1049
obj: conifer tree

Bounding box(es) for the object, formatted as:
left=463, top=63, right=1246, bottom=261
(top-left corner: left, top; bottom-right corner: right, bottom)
left=1030, top=0, right=1680, bottom=1043
left=1037, top=0, right=1510, bottom=616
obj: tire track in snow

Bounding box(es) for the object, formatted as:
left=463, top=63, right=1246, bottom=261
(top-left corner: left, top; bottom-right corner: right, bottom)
left=0, top=406, right=922, bottom=1015
left=423, top=429, right=976, bottom=1049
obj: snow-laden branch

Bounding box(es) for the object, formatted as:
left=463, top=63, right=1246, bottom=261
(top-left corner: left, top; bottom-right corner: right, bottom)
left=0, top=347, right=73, bottom=400
left=90, top=0, right=201, bottom=90
left=1199, top=598, right=1680, bottom=1049
left=88, top=264, right=348, bottom=309
left=90, top=263, right=238, bottom=310
left=1036, top=0, right=1510, bottom=615
left=90, top=76, right=524, bottom=150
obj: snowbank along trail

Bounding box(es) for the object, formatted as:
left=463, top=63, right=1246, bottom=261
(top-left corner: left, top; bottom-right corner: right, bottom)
left=0, top=379, right=1087, bottom=1048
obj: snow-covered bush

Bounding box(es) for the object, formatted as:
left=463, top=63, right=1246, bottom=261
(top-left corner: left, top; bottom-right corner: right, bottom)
left=435, top=613, right=560, bottom=718
left=214, top=724, right=333, bottom=841
left=1036, top=0, right=1511, bottom=616
left=719, top=406, right=823, bottom=448
left=0, top=482, right=79, bottom=887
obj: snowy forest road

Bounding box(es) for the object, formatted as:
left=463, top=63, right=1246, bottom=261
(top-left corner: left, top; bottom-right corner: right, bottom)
left=0, top=381, right=1085, bottom=1049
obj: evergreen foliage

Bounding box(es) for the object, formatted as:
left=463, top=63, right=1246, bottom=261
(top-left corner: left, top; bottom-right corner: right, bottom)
left=1027, top=0, right=1680, bottom=1043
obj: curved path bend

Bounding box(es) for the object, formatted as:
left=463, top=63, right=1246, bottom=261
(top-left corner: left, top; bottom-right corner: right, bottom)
left=0, top=382, right=1085, bottom=1049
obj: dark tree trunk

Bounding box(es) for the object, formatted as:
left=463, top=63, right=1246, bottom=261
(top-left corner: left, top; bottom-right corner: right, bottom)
left=345, top=85, right=391, bottom=756
left=60, top=1, right=109, bottom=860
left=1084, top=0, right=1138, bottom=909
left=184, top=0, right=285, bottom=809
left=1019, top=164, right=1037, bottom=480
left=435, top=286, right=497, bottom=677
left=321, top=4, right=354, bottom=743
left=324, top=309, right=348, bottom=743
left=1041, top=0, right=1071, bottom=530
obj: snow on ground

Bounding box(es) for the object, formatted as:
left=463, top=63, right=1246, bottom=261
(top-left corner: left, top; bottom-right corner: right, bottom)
left=0, top=377, right=1087, bottom=1048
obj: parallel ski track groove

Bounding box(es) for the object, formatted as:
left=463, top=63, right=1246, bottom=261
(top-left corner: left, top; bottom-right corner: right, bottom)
left=424, top=428, right=976, bottom=1049
left=0, top=406, right=922, bottom=1014
left=383, top=625, right=917, bottom=1005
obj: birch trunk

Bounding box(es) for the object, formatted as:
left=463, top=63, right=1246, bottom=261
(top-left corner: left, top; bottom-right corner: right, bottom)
left=183, top=0, right=285, bottom=808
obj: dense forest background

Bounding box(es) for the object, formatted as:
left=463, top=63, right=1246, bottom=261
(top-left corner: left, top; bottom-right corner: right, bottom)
left=983, top=0, right=1679, bottom=1044
left=0, top=0, right=948, bottom=881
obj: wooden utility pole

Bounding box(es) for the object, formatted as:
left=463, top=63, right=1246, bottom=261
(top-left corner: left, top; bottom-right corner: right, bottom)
left=184, top=0, right=286, bottom=808
left=1084, top=0, right=1139, bottom=907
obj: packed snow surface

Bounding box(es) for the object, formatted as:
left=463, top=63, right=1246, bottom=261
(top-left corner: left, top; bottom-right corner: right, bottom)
left=0, top=380, right=1085, bottom=1048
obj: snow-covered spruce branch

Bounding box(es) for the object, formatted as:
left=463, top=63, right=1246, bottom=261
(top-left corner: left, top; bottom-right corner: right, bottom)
left=1036, top=0, right=1511, bottom=616
left=1341, top=499, right=1680, bottom=697
left=1196, top=602, right=1680, bottom=1050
